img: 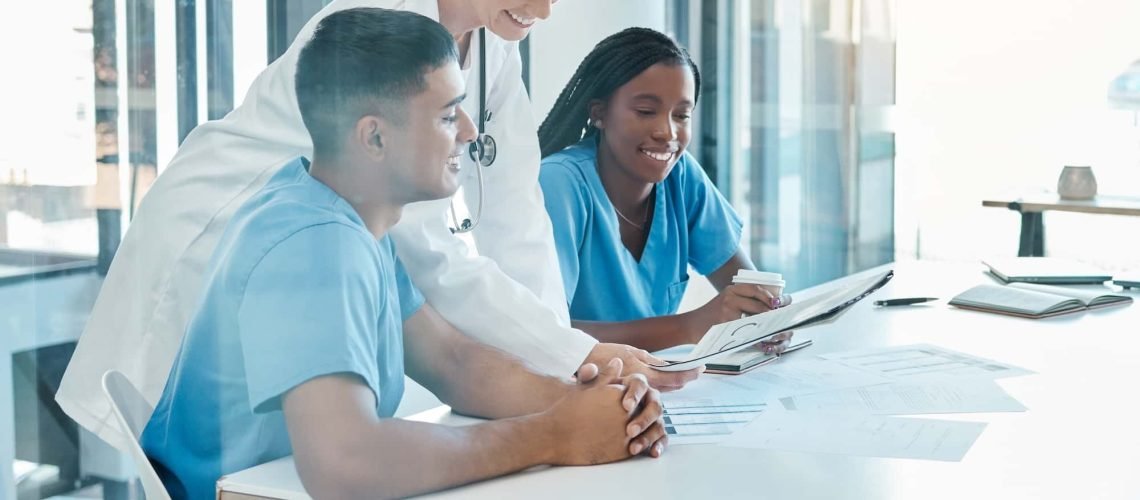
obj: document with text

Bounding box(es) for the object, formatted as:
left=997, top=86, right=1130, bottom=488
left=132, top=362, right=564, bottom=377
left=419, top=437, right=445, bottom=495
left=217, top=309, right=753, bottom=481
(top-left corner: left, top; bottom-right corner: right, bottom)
left=819, top=344, right=1034, bottom=382
left=723, top=412, right=987, bottom=461
left=775, top=380, right=1027, bottom=415
left=664, top=358, right=892, bottom=403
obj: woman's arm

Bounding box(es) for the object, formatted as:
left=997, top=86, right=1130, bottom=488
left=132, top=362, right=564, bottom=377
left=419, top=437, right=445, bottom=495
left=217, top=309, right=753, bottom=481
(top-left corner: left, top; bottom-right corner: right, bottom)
left=572, top=249, right=781, bottom=351
left=706, top=250, right=755, bottom=290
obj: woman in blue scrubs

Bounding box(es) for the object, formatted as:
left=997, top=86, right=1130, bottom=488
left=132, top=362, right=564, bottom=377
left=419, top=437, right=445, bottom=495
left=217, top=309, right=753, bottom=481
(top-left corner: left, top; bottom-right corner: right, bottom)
left=537, top=28, right=790, bottom=352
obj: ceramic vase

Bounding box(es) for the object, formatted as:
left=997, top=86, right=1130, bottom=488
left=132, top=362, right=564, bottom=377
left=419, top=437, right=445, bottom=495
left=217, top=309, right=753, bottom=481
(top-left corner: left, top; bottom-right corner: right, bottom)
left=1057, top=166, right=1097, bottom=200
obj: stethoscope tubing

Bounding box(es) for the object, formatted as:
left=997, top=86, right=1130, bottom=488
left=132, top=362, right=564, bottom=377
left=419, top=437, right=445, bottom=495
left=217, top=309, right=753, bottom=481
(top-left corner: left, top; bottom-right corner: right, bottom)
left=452, top=28, right=494, bottom=234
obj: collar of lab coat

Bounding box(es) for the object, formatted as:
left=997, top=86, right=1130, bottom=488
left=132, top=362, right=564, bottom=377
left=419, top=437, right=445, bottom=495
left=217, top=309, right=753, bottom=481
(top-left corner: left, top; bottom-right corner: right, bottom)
left=322, top=0, right=501, bottom=76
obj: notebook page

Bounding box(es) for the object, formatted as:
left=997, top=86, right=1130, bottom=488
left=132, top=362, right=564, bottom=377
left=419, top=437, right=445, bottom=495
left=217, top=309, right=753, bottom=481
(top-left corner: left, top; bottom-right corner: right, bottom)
left=1008, top=282, right=1129, bottom=306
left=951, top=284, right=1081, bottom=315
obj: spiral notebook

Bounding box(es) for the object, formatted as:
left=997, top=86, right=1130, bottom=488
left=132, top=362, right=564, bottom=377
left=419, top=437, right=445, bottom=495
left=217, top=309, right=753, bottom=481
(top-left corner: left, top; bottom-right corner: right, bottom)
left=651, top=270, right=893, bottom=372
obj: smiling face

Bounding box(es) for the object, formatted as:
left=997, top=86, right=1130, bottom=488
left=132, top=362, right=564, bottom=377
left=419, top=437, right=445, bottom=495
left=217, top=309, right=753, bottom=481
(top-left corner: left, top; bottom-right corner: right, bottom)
left=591, top=62, right=696, bottom=185
left=473, top=0, right=559, bottom=41
left=371, top=62, right=478, bottom=204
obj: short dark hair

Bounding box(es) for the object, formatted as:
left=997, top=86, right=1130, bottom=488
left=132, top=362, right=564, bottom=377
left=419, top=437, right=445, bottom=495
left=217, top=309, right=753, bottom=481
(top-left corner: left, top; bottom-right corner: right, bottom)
left=538, top=28, right=701, bottom=158
left=295, top=8, right=458, bottom=155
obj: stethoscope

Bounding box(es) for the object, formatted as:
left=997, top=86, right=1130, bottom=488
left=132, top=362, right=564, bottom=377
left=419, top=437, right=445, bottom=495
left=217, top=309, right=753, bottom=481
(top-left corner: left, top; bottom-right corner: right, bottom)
left=450, top=28, right=497, bottom=234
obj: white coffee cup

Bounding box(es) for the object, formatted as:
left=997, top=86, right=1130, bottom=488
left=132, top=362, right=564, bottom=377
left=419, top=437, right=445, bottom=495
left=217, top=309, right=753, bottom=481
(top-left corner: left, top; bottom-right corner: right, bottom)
left=732, top=270, right=785, bottom=300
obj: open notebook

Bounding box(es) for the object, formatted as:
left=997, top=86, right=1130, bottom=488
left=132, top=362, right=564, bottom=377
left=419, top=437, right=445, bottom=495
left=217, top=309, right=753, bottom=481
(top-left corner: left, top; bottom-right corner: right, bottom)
left=949, top=282, right=1133, bottom=319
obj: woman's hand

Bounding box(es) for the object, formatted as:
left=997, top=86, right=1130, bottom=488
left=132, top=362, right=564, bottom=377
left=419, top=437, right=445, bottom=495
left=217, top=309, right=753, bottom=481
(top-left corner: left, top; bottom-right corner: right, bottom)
left=684, top=284, right=792, bottom=342
left=757, top=330, right=794, bottom=355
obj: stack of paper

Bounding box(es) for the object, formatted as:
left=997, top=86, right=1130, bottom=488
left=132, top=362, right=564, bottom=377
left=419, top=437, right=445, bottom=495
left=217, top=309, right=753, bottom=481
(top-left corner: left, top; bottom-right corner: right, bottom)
left=726, top=413, right=989, bottom=462
left=774, top=380, right=1026, bottom=414
left=661, top=356, right=893, bottom=444
left=664, top=344, right=1033, bottom=462
left=667, top=357, right=891, bottom=402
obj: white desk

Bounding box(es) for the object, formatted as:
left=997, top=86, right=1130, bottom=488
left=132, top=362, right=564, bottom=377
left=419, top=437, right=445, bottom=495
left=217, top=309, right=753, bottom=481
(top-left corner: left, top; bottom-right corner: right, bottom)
left=217, top=260, right=1140, bottom=499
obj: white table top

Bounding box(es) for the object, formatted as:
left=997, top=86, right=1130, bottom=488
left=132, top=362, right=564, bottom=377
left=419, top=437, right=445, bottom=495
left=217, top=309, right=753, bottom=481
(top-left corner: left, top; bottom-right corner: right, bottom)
left=218, top=260, right=1140, bottom=500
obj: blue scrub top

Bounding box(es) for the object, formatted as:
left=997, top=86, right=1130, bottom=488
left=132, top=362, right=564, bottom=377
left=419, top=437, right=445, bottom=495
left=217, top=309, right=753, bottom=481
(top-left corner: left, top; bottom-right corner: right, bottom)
left=540, top=138, right=743, bottom=323
left=141, top=158, right=423, bottom=500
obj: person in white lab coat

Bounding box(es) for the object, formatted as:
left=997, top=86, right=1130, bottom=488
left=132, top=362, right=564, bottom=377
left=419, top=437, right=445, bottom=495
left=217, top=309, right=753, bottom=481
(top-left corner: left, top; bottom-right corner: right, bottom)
left=57, top=0, right=700, bottom=451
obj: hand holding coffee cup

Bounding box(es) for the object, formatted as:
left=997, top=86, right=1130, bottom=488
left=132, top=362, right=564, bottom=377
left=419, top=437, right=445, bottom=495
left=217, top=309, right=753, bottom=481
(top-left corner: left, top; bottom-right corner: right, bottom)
left=731, top=270, right=791, bottom=309
left=731, top=271, right=794, bottom=354
left=686, top=270, right=793, bottom=344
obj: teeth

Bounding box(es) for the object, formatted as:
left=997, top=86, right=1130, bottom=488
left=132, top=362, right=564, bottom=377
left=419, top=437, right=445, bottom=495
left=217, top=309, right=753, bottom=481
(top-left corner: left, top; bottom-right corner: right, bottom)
left=640, top=149, right=674, bottom=162
left=507, top=11, right=535, bottom=26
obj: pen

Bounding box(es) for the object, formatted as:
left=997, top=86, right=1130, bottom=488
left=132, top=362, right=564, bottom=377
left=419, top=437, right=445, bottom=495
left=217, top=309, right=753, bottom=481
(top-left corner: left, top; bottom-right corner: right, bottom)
left=873, top=297, right=939, bottom=307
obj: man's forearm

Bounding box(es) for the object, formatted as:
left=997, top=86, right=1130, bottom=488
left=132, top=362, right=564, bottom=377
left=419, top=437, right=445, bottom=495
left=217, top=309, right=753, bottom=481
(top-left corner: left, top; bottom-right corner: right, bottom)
left=294, top=411, right=557, bottom=499
left=404, top=305, right=574, bottom=419
left=439, top=333, right=575, bottom=419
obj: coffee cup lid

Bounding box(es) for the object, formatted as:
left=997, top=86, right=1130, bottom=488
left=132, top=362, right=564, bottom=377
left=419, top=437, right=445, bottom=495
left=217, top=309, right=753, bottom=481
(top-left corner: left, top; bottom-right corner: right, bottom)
left=733, top=270, right=785, bottom=286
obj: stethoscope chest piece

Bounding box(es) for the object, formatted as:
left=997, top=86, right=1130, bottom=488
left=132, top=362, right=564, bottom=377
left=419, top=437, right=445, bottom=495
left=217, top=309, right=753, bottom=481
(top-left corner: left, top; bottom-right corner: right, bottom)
left=469, top=133, right=497, bottom=167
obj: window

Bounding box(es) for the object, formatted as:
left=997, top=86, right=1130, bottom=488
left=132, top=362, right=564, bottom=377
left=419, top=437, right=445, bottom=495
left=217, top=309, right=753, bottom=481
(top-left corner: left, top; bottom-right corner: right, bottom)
left=2, top=1, right=281, bottom=496
left=895, top=0, right=1140, bottom=270
left=0, top=3, right=100, bottom=256
left=675, top=0, right=897, bottom=290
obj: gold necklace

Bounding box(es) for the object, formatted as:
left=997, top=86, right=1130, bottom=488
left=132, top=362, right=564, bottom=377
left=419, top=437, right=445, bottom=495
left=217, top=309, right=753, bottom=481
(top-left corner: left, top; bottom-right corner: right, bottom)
left=613, top=195, right=651, bottom=231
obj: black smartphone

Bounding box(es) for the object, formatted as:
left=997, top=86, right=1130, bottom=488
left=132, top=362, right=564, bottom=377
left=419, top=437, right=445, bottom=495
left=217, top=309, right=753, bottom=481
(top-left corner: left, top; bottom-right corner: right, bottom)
left=705, top=340, right=814, bottom=375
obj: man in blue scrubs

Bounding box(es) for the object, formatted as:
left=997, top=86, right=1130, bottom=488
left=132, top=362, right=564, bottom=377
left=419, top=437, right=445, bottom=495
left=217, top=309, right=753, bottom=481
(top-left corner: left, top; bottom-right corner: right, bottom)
left=140, top=9, right=667, bottom=499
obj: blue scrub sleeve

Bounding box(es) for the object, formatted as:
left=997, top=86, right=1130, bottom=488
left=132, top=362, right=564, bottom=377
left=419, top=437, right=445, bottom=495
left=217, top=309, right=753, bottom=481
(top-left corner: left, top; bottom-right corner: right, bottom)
left=238, top=223, right=384, bottom=413
left=538, top=160, right=591, bottom=302
left=680, top=153, right=744, bottom=275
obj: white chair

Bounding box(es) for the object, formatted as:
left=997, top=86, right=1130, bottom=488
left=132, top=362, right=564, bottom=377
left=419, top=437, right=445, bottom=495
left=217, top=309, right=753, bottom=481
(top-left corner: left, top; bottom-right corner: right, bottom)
left=101, top=370, right=171, bottom=500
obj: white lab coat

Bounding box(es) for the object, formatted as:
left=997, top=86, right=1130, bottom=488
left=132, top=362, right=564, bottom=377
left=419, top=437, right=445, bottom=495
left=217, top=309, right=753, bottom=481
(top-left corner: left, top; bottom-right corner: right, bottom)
left=57, top=0, right=597, bottom=451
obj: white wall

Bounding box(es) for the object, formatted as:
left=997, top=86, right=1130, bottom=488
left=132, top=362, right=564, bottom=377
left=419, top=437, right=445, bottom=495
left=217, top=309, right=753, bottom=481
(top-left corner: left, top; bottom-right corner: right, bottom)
left=896, top=0, right=1140, bottom=270
left=527, top=0, right=667, bottom=123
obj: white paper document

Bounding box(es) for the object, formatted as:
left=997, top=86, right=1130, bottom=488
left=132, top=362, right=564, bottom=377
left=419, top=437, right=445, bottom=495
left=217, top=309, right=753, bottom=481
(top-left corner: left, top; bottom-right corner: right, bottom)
left=724, top=412, right=987, bottom=461
left=776, top=380, right=1027, bottom=415
left=820, top=344, right=1034, bottom=381
left=664, top=358, right=892, bottom=403
left=652, top=270, right=893, bottom=371
left=662, top=398, right=769, bottom=445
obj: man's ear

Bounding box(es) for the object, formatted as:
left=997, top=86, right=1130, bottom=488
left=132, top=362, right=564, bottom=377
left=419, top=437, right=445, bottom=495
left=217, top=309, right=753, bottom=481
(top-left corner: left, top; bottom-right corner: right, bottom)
left=588, top=99, right=607, bottom=129
left=354, top=115, right=386, bottom=160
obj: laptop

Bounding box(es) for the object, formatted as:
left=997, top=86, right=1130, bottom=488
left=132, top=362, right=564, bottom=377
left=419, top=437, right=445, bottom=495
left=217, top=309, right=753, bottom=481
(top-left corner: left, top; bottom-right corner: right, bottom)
left=1114, top=274, right=1140, bottom=290
left=982, top=257, right=1113, bottom=285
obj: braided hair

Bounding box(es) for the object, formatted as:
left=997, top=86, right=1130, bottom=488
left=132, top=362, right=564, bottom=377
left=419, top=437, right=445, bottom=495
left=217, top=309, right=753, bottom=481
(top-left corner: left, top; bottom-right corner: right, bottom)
left=538, top=28, right=701, bottom=158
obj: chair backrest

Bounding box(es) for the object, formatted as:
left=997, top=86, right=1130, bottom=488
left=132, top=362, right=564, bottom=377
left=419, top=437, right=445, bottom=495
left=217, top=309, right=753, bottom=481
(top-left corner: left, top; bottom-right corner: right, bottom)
left=102, top=370, right=172, bottom=500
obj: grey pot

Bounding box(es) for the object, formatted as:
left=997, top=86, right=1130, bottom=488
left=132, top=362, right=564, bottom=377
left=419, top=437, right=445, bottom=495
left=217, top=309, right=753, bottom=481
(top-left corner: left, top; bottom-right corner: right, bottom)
left=1057, top=166, right=1098, bottom=200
